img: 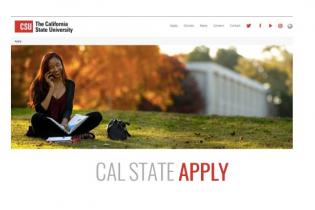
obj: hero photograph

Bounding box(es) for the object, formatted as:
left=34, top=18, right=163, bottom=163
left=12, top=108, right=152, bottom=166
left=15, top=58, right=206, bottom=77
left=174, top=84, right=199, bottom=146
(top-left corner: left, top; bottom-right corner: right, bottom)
left=11, top=45, right=292, bottom=149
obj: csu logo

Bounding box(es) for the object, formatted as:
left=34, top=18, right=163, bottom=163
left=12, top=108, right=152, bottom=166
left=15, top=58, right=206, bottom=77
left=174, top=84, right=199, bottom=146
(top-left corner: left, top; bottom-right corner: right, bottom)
left=15, top=20, right=33, bottom=33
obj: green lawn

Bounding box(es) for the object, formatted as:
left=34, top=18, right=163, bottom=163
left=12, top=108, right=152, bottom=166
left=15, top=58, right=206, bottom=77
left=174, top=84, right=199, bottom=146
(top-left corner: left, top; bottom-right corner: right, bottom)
left=11, top=108, right=293, bottom=149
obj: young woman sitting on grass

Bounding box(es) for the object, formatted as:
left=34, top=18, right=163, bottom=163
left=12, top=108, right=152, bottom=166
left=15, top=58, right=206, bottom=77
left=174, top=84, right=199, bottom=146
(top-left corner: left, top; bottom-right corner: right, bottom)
left=27, top=52, right=102, bottom=139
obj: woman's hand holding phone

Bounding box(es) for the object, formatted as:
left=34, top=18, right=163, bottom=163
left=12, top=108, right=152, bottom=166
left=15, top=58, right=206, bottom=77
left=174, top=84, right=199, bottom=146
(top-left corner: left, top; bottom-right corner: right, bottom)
left=44, top=71, right=55, bottom=89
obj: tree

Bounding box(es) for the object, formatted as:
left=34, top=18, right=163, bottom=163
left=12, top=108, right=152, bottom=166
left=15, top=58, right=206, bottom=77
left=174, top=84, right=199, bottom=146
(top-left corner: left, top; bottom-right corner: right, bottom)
left=167, top=74, right=204, bottom=113
left=214, top=47, right=242, bottom=71
left=187, top=45, right=211, bottom=62
left=138, top=55, right=204, bottom=114
left=11, top=46, right=186, bottom=111
left=262, top=45, right=293, bottom=95
left=235, top=45, right=293, bottom=117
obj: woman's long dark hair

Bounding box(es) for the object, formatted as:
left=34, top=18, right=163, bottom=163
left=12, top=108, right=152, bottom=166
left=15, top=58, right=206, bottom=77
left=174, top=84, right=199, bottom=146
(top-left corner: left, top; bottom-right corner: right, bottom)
left=28, top=52, right=67, bottom=107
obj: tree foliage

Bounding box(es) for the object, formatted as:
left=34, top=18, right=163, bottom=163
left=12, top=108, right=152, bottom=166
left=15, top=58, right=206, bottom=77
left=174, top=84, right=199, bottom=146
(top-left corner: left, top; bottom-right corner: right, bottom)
left=187, top=45, right=211, bottom=62
left=11, top=46, right=188, bottom=111
left=214, top=47, right=242, bottom=71
left=235, top=45, right=293, bottom=117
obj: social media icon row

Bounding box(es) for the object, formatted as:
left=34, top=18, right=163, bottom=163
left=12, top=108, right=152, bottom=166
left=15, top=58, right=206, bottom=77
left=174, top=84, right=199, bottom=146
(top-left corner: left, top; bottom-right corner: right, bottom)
left=246, top=23, right=293, bottom=29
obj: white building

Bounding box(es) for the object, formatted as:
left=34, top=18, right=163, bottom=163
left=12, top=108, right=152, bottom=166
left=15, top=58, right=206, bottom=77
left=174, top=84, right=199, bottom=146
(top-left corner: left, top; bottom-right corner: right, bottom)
left=187, top=62, right=268, bottom=117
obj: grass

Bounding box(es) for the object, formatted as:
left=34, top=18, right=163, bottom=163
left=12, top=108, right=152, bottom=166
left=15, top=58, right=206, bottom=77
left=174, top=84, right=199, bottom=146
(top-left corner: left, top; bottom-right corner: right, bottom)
left=11, top=108, right=293, bottom=149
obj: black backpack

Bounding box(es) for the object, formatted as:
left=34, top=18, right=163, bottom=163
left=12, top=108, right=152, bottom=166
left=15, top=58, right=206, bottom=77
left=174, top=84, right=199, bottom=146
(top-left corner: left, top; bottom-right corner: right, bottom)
left=107, top=119, right=131, bottom=140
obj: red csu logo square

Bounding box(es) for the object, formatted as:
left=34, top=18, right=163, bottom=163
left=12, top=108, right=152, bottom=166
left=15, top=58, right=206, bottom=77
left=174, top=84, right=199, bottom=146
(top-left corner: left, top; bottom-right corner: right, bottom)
left=15, top=20, right=33, bottom=33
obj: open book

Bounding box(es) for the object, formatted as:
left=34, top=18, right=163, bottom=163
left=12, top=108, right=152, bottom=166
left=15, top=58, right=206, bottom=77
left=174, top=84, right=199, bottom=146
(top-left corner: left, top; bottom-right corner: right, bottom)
left=47, top=114, right=89, bottom=135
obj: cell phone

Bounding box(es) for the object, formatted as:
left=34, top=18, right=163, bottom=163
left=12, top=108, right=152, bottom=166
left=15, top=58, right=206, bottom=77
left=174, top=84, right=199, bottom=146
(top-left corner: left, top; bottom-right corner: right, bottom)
left=49, top=76, right=55, bottom=82
left=48, top=72, right=55, bottom=80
